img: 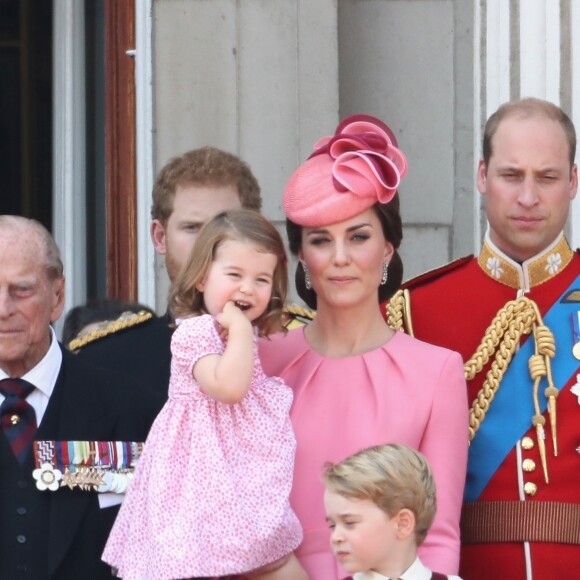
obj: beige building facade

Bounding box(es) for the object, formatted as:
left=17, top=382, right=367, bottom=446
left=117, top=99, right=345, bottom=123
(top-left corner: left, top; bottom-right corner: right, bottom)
left=52, top=0, right=580, bottom=311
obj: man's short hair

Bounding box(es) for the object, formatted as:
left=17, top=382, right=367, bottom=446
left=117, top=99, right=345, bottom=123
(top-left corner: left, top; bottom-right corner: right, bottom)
left=483, top=97, right=577, bottom=168
left=323, top=443, right=437, bottom=546
left=151, top=147, right=262, bottom=224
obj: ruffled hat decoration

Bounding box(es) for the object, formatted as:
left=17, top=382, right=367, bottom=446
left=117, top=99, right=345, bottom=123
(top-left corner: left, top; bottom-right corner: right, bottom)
left=283, top=114, right=408, bottom=227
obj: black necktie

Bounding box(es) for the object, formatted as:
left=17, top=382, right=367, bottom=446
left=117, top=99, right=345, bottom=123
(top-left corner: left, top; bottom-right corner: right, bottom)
left=0, top=378, right=38, bottom=463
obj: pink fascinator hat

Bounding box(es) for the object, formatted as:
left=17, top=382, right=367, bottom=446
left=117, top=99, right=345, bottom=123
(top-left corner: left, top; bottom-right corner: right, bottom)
left=283, top=114, right=408, bottom=227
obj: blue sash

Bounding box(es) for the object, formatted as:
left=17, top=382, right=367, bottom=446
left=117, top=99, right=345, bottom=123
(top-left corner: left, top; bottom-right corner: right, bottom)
left=465, top=274, right=580, bottom=502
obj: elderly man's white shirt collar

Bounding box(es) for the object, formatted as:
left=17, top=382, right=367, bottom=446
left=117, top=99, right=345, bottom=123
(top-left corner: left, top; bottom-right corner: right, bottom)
left=0, top=327, right=62, bottom=425
left=23, top=327, right=62, bottom=397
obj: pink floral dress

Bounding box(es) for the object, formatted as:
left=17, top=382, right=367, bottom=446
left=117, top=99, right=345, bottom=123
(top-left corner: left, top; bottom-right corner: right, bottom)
left=103, top=314, right=302, bottom=579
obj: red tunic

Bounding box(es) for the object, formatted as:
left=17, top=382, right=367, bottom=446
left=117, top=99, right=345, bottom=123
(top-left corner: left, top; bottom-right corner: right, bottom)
left=382, top=233, right=580, bottom=579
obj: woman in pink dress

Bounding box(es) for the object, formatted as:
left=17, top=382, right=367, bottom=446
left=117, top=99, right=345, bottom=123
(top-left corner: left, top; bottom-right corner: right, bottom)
left=260, top=115, right=468, bottom=579
left=103, top=210, right=306, bottom=579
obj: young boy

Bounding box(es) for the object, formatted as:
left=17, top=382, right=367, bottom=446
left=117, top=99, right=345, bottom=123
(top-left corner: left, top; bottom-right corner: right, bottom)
left=323, top=444, right=462, bottom=580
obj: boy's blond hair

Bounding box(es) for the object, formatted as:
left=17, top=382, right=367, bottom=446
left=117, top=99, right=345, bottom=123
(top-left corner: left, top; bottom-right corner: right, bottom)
left=323, top=444, right=436, bottom=546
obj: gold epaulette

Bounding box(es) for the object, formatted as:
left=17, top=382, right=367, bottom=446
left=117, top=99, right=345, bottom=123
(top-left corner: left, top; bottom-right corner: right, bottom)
left=282, top=303, right=316, bottom=330
left=68, top=311, right=154, bottom=352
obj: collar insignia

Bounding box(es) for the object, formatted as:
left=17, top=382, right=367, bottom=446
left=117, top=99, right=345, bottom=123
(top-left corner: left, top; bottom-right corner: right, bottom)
left=478, top=233, right=574, bottom=289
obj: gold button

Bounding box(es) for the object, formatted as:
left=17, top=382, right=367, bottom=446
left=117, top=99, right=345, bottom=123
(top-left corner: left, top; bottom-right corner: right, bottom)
left=521, top=436, right=534, bottom=450
left=524, top=482, right=537, bottom=496
left=522, top=458, right=536, bottom=472
left=10, top=414, right=20, bottom=425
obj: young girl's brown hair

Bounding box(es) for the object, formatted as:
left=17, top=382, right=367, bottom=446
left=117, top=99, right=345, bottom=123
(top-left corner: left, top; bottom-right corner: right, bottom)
left=169, top=209, right=288, bottom=337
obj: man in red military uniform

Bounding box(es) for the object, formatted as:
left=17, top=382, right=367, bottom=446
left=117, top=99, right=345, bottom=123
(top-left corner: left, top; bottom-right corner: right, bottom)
left=383, top=98, right=580, bottom=579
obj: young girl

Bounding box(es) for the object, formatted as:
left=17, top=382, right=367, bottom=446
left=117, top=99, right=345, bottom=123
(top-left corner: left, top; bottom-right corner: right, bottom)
left=103, top=209, right=306, bottom=579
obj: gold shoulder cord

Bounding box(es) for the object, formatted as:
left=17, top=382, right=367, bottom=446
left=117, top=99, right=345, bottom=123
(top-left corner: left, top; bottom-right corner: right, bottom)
left=282, top=304, right=316, bottom=330
left=283, top=303, right=316, bottom=321
left=388, top=291, right=558, bottom=483
left=385, top=289, right=413, bottom=335
left=464, top=296, right=557, bottom=483
left=68, top=311, right=154, bottom=352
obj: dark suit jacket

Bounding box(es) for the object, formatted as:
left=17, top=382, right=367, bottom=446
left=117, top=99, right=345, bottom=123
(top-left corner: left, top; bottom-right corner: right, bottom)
left=74, top=314, right=174, bottom=405
left=1, top=345, right=164, bottom=579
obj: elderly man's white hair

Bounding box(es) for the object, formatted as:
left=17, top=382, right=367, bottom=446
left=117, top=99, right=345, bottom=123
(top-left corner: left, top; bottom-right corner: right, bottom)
left=0, top=215, right=64, bottom=280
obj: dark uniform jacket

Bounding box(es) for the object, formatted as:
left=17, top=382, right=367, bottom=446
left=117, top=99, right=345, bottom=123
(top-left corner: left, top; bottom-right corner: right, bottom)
left=73, top=313, right=174, bottom=406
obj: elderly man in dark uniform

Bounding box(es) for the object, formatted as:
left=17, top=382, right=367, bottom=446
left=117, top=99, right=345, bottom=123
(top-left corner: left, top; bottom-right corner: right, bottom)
left=384, top=98, right=580, bottom=579
left=71, top=147, right=263, bottom=401
left=0, top=215, right=162, bottom=579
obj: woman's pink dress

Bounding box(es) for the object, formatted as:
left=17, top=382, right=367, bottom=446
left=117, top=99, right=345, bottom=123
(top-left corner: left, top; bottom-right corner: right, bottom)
left=259, top=327, right=468, bottom=580
left=103, top=314, right=302, bottom=579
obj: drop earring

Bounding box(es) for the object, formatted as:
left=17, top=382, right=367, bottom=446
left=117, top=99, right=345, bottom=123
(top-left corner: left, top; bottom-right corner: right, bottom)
left=381, top=262, right=389, bottom=285
left=302, top=261, right=312, bottom=290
